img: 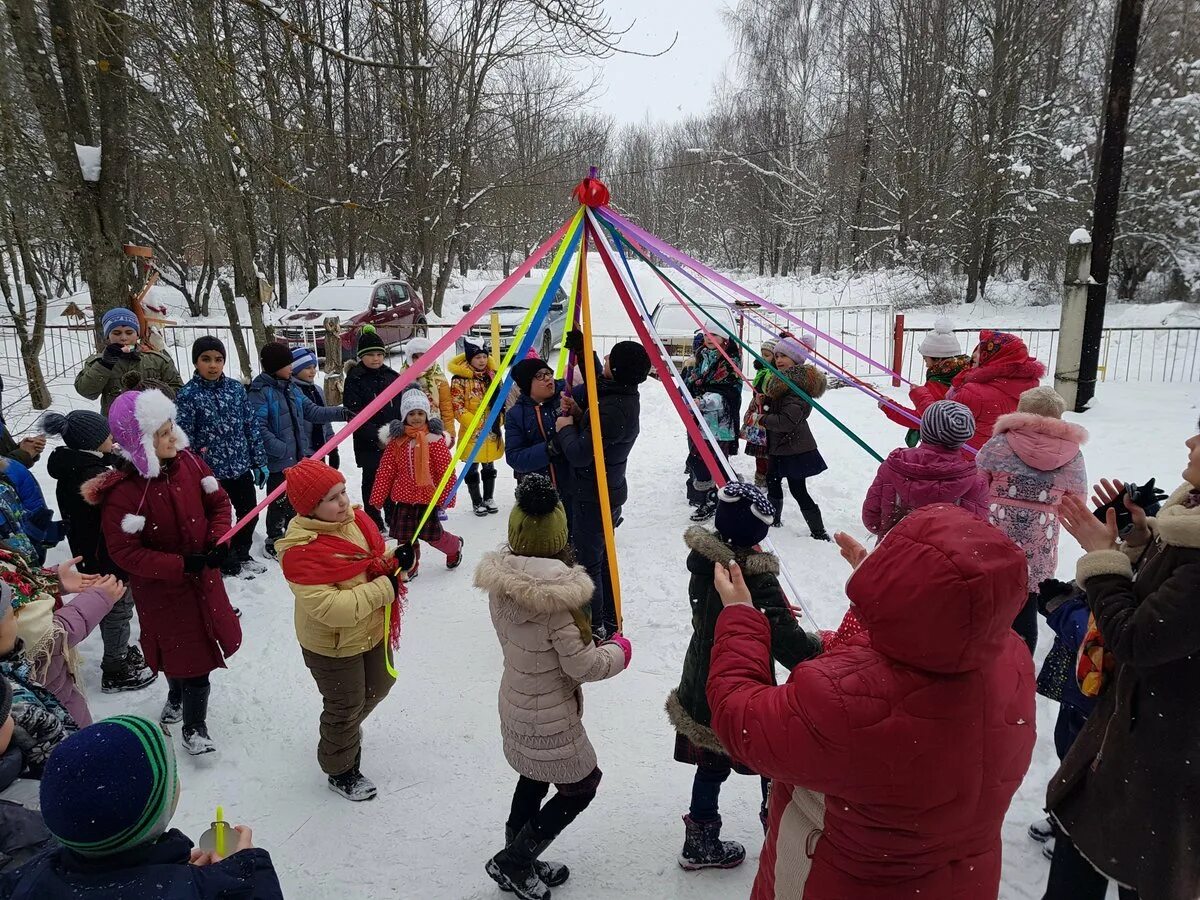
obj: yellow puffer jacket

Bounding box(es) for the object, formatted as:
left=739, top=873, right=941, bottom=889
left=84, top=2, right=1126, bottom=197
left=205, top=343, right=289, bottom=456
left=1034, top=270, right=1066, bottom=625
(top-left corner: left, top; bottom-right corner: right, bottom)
left=276, top=509, right=394, bottom=658
left=449, top=353, right=505, bottom=464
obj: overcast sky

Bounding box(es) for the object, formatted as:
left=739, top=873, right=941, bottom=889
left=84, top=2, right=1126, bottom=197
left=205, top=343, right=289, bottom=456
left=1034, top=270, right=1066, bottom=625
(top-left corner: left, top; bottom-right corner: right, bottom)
left=585, top=0, right=735, bottom=125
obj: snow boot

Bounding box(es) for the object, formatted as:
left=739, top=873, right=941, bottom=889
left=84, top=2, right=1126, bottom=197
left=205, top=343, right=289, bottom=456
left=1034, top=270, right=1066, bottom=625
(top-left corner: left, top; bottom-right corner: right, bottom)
left=238, top=551, right=269, bottom=576
left=1028, top=817, right=1054, bottom=844
left=690, top=489, right=717, bottom=522
left=328, top=767, right=378, bottom=802
left=506, top=825, right=569, bottom=888
left=220, top=557, right=243, bottom=578
left=160, top=697, right=183, bottom=726
left=446, top=537, right=464, bottom=570
left=467, top=481, right=489, bottom=517
left=1042, top=837, right=1056, bottom=861
left=486, top=823, right=551, bottom=900
left=771, top=505, right=783, bottom=528
left=182, top=725, right=216, bottom=756
left=102, top=660, right=157, bottom=694
left=678, top=815, right=746, bottom=871
left=482, top=469, right=499, bottom=514
left=800, top=505, right=831, bottom=541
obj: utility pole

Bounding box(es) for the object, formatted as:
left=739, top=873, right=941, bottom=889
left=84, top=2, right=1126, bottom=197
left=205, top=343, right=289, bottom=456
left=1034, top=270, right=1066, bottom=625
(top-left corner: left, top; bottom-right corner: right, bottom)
left=1076, top=0, right=1145, bottom=411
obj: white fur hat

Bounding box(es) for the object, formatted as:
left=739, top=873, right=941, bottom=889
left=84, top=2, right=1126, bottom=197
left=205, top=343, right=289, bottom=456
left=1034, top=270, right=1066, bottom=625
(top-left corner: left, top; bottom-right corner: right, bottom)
left=918, top=318, right=963, bottom=358
left=406, top=337, right=433, bottom=357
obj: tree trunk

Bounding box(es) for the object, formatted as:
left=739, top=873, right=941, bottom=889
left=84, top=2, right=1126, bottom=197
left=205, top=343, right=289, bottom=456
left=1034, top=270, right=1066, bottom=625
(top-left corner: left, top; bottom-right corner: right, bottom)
left=218, top=278, right=253, bottom=380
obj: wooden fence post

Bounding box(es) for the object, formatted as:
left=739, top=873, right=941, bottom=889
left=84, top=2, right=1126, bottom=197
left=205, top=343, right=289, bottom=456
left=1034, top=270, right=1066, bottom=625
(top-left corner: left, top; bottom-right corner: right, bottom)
left=323, top=317, right=344, bottom=405
left=891, top=314, right=905, bottom=388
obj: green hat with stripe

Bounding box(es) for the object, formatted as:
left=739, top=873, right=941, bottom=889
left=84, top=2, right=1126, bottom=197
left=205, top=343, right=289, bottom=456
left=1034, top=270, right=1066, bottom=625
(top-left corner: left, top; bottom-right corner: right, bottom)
left=40, top=715, right=179, bottom=857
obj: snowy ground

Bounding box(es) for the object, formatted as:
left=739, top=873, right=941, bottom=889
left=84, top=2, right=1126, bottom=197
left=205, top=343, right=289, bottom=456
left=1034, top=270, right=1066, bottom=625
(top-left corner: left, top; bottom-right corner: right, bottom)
left=18, top=263, right=1199, bottom=899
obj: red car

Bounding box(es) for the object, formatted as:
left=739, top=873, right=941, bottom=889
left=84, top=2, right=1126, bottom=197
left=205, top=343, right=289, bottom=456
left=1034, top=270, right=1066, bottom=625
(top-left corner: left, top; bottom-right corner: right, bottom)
left=275, top=277, right=427, bottom=357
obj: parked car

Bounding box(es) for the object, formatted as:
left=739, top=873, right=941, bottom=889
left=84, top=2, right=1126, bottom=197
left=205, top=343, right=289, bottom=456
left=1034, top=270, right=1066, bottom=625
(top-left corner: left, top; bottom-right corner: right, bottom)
left=650, top=301, right=740, bottom=366
left=276, top=277, right=427, bottom=358
left=458, top=282, right=569, bottom=360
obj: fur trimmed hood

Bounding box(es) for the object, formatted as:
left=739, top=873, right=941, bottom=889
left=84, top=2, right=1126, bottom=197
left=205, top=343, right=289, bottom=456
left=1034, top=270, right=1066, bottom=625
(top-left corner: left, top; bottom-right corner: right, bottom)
left=80, top=468, right=130, bottom=506
left=683, top=525, right=779, bottom=577
left=763, top=365, right=827, bottom=402
left=473, top=550, right=594, bottom=617
left=665, top=688, right=729, bottom=756
left=1153, top=482, right=1200, bottom=550
left=993, top=412, right=1088, bottom=471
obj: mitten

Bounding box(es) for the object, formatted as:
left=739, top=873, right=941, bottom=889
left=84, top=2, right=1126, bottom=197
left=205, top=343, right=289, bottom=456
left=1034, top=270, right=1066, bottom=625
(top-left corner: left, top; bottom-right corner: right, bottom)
left=605, top=633, right=632, bottom=669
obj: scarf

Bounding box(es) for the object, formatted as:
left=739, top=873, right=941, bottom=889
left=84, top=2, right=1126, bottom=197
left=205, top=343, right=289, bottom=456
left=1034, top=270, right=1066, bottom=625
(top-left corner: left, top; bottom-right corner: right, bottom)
left=281, top=509, right=403, bottom=649
left=403, top=424, right=432, bottom=488
left=925, top=355, right=971, bottom=386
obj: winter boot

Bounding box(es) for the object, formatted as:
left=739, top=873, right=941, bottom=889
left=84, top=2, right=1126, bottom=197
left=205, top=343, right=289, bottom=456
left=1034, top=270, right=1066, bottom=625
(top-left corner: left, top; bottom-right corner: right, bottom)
left=506, top=825, right=569, bottom=888
left=467, top=480, right=488, bottom=517
left=690, top=489, right=717, bottom=522
left=678, top=815, right=746, bottom=871
left=771, top=504, right=783, bottom=528
left=238, top=550, right=269, bottom=576
left=485, top=823, right=551, bottom=900
left=328, top=767, right=377, bottom=802
left=1028, top=817, right=1054, bottom=844
left=800, top=505, right=831, bottom=541
left=102, top=660, right=157, bottom=694
left=182, top=725, right=216, bottom=756
left=482, top=469, right=499, bottom=514
left=220, top=556, right=244, bottom=578
left=160, top=697, right=183, bottom=726
left=1042, top=837, right=1056, bottom=861
left=446, top=536, right=464, bottom=570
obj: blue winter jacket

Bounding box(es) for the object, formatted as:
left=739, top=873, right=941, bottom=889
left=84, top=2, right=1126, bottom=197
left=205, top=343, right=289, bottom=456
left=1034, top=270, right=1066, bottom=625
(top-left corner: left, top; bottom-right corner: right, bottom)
left=175, top=374, right=266, bottom=481
left=247, top=373, right=346, bottom=473
left=505, top=388, right=571, bottom=496
left=0, top=829, right=285, bottom=899
left=0, top=460, right=62, bottom=563
left=293, top=377, right=334, bottom=455
left=1046, top=593, right=1097, bottom=720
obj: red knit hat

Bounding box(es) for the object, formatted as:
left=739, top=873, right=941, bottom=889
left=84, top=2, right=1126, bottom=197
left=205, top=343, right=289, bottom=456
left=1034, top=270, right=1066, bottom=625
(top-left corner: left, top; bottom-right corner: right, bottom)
left=285, top=459, right=345, bottom=516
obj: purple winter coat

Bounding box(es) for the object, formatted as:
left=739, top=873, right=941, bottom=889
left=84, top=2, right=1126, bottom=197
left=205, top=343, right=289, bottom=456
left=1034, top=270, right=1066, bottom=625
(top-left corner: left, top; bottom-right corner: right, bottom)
left=42, top=587, right=118, bottom=727
left=977, top=412, right=1088, bottom=593
left=861, top=443, right=990, bottom=537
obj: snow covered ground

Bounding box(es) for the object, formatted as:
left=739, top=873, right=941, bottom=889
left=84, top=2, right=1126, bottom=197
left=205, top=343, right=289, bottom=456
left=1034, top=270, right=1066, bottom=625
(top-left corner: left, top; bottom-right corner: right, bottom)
left=16, top=261, right=1200, bottom=898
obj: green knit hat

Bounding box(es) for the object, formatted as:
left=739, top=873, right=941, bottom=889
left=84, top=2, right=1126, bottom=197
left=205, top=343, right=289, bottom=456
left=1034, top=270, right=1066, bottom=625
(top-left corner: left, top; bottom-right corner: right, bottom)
left=508, top=475, right=568, bottom=558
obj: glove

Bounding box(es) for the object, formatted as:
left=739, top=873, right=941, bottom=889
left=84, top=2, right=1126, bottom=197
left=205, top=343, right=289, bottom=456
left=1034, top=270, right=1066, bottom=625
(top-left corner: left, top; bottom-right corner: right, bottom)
left=605, top=633, right=632, bottom=669
left=1092, top=477, right=1168, bottom=531
left=100, top=344, right=125, bottom=369
left=564, top=329, right=584, bottom=354
left=253, top=466, right=269, bottom=489
left=328, top=449, right=341, bottom=470
left=184, top=554, right=208, bottom=574
left=1036, top=578, right=1076, bottom=617
left=393, top=542, right=416, bottom=573
left=384, top=572, right=401, bottom=595
left=1132, top=478, right=1169, bottom=516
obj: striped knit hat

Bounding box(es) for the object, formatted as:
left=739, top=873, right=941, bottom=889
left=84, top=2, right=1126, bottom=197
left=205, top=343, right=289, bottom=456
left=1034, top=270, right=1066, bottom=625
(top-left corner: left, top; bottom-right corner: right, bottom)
left=920, top=400, right=976, bottom=449
left=40, top=715, right=179, bottom=857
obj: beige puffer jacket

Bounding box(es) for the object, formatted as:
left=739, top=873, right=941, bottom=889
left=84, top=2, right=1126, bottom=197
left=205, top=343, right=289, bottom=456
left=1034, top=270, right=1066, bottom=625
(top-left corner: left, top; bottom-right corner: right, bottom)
left=276, top=510, right=394, bottom=658
left=475, top=551, right=624, bottom=784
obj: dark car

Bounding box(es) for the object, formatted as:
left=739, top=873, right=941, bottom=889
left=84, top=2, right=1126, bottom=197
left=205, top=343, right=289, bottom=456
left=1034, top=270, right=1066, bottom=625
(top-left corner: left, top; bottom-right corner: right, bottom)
left=276, top=278, right=427, bottom=357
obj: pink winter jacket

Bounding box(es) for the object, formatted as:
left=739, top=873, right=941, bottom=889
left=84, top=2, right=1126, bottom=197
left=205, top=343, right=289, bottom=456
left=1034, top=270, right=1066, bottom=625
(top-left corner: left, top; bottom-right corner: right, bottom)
left=43, top=588, right=119, bottom=727
left=977, top=413, right=1088, bottom=593
left=861, top=444, right=990, bottom=537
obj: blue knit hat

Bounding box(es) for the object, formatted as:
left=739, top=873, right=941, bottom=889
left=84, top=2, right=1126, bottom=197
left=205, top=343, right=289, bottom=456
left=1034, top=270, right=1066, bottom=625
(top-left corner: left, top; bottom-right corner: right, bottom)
left=101, top=308, right=140, bottom=338
left=40, top=715, right=179, bottom=857
left=291, top=347, right=319, bottom=375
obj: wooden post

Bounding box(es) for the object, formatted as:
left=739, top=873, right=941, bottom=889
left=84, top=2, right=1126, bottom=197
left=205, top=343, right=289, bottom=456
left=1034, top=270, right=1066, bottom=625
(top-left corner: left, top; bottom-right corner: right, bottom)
left=1055, top=233, right=1093, bottom=411
left=891, top=314, right=905, bottom=388
left=323, top=317, right=344, bottom=405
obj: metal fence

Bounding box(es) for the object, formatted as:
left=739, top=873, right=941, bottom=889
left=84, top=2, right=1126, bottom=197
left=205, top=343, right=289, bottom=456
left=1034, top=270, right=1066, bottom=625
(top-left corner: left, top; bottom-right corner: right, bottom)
left=899, top=326, right=1200, bottom=384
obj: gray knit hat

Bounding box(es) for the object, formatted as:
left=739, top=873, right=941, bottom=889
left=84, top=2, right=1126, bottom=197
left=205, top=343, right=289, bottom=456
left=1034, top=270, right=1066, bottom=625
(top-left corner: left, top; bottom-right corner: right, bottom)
left=1018, top=386, right=1067, bottom=419
left=41, top=410, right=112, bottom=452
left=920, top=400, right=976, bottom=449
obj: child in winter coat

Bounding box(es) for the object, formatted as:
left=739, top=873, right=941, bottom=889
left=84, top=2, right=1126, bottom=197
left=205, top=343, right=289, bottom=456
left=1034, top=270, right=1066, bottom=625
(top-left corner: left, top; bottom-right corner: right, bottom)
left=862, top=400, right=989, bottom=537
left=249, top=342, right=348, bottom=557
left=0, top=456, right=63, bottom=565
left=450, top=340, right=505, bottom=516
left=946, top=330, right=1045, bottom=450
left=44, top=409, right=155, bottom=693
left=291, top=348, right=340, bottom=469
left=977, top=386, right=1087, bottom=654
left=342, top=326, right=403, bottom=530
left=475, top=475, right=631, bottom=900
left=760, top=336, right=829, bottom=540
left=707, top=504, right=1035, bottom=900
left=175, top=337, right=269, bottom=579
left=0, top=716, right=285, bottom=899
left=277, top=458, right=407, bottom=802
left=684, top=333, right=744, bottom=520
left=403, top=337, right=455, bottom=434
left=369, top=391, right=462, bottom=577
left=74, top=308, right=184, bottom=415
left=881, top=319, right=972, bottom=446
left=668, top=482, right=822, bottom=872
left=93, top=390, right=242, bottom=756
left=742, top=340, right=776, bottom=487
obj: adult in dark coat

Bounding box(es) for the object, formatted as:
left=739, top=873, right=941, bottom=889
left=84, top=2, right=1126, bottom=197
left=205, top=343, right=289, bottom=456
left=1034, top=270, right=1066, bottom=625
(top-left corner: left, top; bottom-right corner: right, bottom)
left=341, top=327, right=402, bottom=529
left=1047, top=450, right=1200, bottom=900
left=505, top=357, right=572, bottom=531
left=556, top=340, right=649, bottom=636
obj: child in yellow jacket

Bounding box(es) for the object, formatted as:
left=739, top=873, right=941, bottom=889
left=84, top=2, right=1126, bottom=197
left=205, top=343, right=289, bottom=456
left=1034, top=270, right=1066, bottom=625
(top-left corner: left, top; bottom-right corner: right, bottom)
left=450, top=341, right=504, bottom=516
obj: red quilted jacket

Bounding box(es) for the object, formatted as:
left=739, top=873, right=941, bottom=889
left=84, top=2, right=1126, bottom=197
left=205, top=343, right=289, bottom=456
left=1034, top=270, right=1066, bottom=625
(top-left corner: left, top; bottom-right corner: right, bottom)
left=369, top=432, right=455, bottom=508
left=947, top=332, right=1045, bottom=450
left=708, top=505, right=1036, bottom=900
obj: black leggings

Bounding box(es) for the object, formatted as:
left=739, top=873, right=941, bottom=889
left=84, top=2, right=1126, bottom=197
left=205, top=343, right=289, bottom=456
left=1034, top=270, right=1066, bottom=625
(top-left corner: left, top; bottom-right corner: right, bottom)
left=1043, top=834, right=1138, bottom=900
left=506, top=769, right=600, bottom=841
left=767, top=475, right=814, bottom=509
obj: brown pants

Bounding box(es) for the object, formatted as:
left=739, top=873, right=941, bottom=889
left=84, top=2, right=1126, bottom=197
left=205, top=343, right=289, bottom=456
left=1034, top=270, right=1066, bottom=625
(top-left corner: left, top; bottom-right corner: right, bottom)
left=301, top=641, right=394, bottom=776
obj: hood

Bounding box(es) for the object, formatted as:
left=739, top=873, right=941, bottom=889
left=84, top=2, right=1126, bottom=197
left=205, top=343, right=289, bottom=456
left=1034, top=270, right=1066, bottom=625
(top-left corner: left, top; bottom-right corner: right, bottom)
left=81, top=468, right=130, bottom=506
left=887, top=444, right=980, bottom=482
left=449, top=353, right=491, bottom=380
left=250, top=372, right=290, bottom=393
left=46, top=446, right=109, bottom=481
left=683, top=526, right=779, bottom=577
left=847, top=505, right=1028, bottom=673
left=993, top=413, right=1088, bottom=471
left=954, top=333, right=1045, bottom=392
left=763, top=365, right=827, bottom=401
left=108, top=389, right=189, bottom=479
left=473, top=551, right=593, bottom=619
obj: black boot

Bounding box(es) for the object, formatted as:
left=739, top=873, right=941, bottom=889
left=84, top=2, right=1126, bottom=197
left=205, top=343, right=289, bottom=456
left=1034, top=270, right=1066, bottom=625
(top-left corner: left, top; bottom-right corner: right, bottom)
left=800, top=504, right=831, bottom=541
left=678, top=815, right=746, bottom=871
left=482, top=468, right=499, bottom=514
left=467, top=479, right=488, bottom=517
left=485, top=823, right=550, bottom=900
left=506, top=825, right=569, bottom=887
left=768, top=480, right=784, bottom=528
left=180, top=681, right=215, bottom=755
left=690, top=488, right=717, bottom=522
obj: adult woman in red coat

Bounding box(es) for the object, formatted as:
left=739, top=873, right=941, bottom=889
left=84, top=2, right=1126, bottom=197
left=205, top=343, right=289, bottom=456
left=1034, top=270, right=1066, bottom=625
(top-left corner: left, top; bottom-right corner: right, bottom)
left=707, top=505, right=1036, bottom=900
left=90, top=389, right=241, bottom=756
left=945, top=330, right=1045, bottom=451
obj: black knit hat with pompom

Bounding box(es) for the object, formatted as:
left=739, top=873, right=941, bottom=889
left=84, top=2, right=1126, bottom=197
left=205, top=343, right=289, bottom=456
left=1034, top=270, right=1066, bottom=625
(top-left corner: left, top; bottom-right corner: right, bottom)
left=508, top=474, right=568, bottom=558
left=42, top=410, right=112, bottom=452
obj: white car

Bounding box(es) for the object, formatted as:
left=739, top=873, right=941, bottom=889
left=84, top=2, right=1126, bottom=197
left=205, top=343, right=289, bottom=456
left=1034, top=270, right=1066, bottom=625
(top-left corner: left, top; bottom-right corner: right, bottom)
left=650, top=301, right=740, bottom=366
